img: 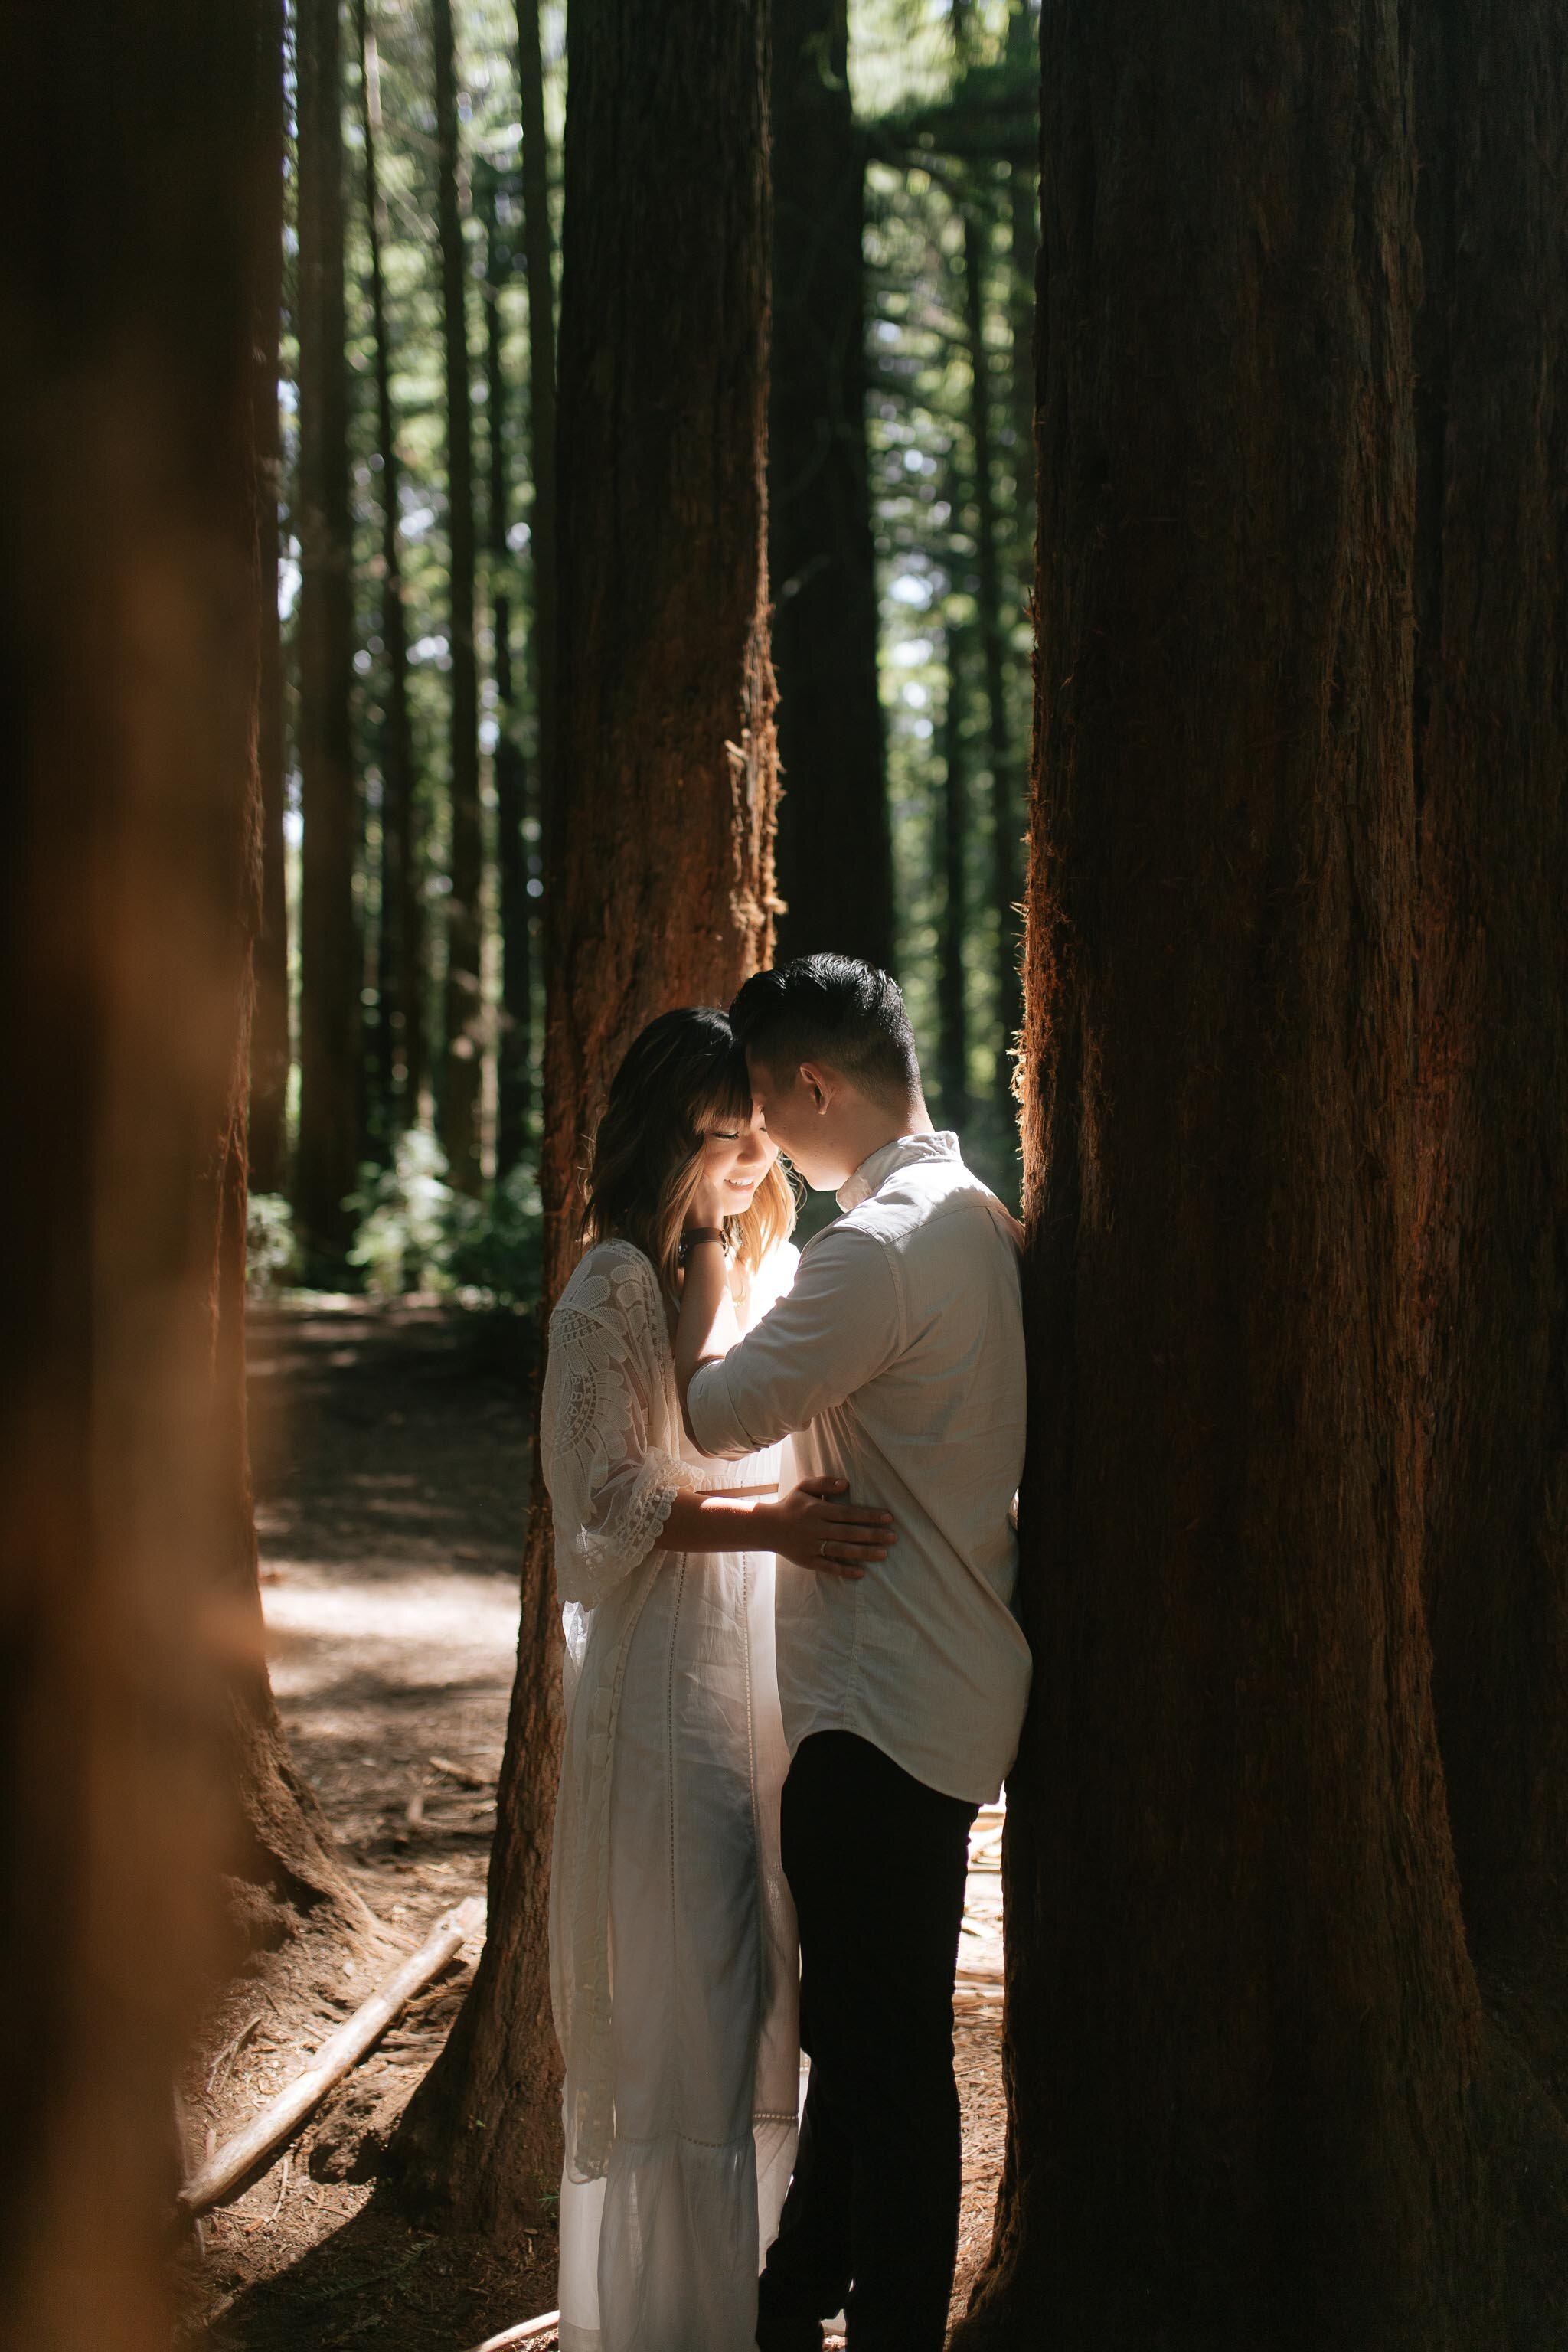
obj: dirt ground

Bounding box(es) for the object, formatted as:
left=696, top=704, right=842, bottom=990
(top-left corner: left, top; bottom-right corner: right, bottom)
left=181, top=1298, right=1004, bottom=2350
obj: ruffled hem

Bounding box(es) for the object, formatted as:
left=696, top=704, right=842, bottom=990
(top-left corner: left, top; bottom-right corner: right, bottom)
left=557, top=2116, right=799, bottom=2352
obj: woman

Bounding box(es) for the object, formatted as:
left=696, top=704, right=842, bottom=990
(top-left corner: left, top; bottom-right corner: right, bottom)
left=542, top=1008, right=894, bottom=2352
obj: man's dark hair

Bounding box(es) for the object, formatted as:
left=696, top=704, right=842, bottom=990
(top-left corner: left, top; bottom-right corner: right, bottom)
left=729, top=955, right=921, bottom=1105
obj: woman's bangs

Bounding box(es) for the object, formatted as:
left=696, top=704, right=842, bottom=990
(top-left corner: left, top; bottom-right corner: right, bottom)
left=689, top=1048, right=752, bottom=1136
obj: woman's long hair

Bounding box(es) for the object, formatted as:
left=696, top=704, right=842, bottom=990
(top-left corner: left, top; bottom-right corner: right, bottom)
left=580, top=1008, right=796, bottom=1297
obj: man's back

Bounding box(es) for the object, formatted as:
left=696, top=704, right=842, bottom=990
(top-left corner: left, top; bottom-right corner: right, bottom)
left=686, top=1129, right=1031, bottom=1802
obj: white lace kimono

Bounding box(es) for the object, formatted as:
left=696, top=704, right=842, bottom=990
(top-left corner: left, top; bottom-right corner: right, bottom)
left=541, top=1236, right=801, bottom=2352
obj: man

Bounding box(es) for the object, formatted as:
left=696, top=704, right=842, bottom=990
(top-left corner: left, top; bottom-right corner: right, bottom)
left=675, top=954, right=1031, bottom=2352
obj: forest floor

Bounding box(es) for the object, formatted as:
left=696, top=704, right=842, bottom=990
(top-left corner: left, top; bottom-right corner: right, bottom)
left=180, top=1298, right=1004, bottom=2352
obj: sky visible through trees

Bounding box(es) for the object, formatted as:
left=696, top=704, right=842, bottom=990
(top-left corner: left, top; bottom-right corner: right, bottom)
left=266, top=0, right=1037, bottom=1282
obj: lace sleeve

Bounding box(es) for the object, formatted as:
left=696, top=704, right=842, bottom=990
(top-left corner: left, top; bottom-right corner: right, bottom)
left=540, top=1247, right=697, bottom=1609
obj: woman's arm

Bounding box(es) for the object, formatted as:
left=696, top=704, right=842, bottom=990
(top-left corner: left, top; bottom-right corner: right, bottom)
left=672, top=1227, right=733, bottom=1439
left=655, top=1477, right=895, bottom=1579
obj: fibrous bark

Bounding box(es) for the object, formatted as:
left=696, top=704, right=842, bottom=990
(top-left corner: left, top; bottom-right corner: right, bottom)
left=433, top=0, right=484, bottom=1196
left=0, top=3, right=344, bottom=2337
left=295, top=0, right=362, bottom=1263
left=389, top=0, right=778, bottom=2240
left=769, top=0, right=893, bottom=971
left=1414, top=0, right=1568, bottom=2108
left=958, top=5, right=1495, bottom=2344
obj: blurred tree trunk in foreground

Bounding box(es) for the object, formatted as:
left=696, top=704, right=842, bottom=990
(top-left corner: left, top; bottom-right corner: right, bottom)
left=0, top=4, right=355, bottom=2341
left=249, top=0, right=290, bottom=1196
left=769, top=0, right=893, bottom=970
left=957, top=4, right=1524, bottom=2345
left=433, top=0, right=484, bottom=1195
left=358, top=0, right=424, bottom=1140
left=295, top=0, right=362, bottom=1265
left=390, top=0, right=779, bottom=2239
left=1415, top=0, right=1568, bottom=2113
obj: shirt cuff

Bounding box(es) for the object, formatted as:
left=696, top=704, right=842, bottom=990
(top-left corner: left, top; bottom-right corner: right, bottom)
left=686, top=1357, right=755, bottom=1459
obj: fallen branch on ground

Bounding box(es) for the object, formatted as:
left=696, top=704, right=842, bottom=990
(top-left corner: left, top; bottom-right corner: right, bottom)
left=178, top=1897, right=484, bottom=2216
left=462, top=2312, right=560, bottom=2351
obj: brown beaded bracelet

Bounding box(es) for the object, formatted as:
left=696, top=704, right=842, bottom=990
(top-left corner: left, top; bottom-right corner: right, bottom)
left=678, top=1225, right=730, bottom=1264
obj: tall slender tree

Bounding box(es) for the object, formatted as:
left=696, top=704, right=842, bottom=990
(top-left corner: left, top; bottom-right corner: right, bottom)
left=769, top=0, right=893, bottom=969
left=0, top=4, right=355, bottom=2336
left=515, top=0, right=558, bottom=841
left=250, top=0, right=290, bottom=1196
left=958, top=4, right=1506, bottom=2343
left=1004, top=0, right=1038, bottom=557
left=358, top=0, right=423, bottom=1135
left=432, top=0, right=483, bottom=1194
left=959, top=204, right=1021, bottom=1114
left=480, top=159, right=533, bottom=1178
left=1413, top=0, right=1568, bottom=2106
left=295, top=0, right=361, bottom=1263
left=390, top=0, right=778, bottom=2238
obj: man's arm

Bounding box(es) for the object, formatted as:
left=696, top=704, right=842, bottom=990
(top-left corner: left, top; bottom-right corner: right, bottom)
left=678, top=1226, right=902, bottom=1457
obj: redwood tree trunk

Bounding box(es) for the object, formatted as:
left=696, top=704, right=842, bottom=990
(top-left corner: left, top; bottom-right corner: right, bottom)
left=358, top=0, right=423, bottom=1138
left=1413, top=0, right=1568, bottom=2106
left=250, top=0, right=290, bottom=1197
left=0, top=5, right=349, bottom=2337
left=433, top=0, right=484, bottom=1195
left=389, top=0, right=778, bottom=2239
left=769, top=0, right=893, bottom=970
left=957, top=5, right=1494, bottom=2344
left=295, top=0, right=361, bottom=1265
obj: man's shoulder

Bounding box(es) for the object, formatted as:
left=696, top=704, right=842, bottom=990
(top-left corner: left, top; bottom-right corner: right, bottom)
left=839, top=1160, right=1021, bottom=1256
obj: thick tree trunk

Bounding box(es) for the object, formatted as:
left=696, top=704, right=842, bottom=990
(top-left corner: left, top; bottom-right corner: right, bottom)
left=295, top=0, right=361, bottom=1266
left=482, top=162, right=533, bottom=1179
left=769, top=0, right=893, bottom=970
left=957, top=6, right=1497, bottom=2346
left=433, top=0, right=484, bottom=1195
left=1414, top=0, right=1568, bottom=2107
left=250, top=0, right=290, bottom=1197
left=358, top=0, right=423, bottom=1138
left=936, top=622, right=972, bottom=1130
left=515, top=0, right=558, bottom=864
left=0, top=7, right=354, bottom=2337
left=959, top=201, right=1022, bottom=1115
left=389, top=0, right=778, bottom=2240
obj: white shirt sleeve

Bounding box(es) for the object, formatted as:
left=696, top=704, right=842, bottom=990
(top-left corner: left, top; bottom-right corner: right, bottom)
left=687, top=1226, right=903, bottom=1459
left=541, top=1254, right=696, bottom=1607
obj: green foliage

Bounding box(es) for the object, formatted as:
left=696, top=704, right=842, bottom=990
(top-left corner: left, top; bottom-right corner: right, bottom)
left=346, top=1126, right=542, bottom=1305
left=247, top=1191, right=303, bottom=1296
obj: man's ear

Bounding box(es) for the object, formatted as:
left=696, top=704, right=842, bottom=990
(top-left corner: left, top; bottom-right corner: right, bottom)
left=797, top=1060, right=831, bottom=1112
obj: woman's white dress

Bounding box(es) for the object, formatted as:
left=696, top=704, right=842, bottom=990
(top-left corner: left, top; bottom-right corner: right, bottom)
left=541, top=1236, right=801, bottom=2352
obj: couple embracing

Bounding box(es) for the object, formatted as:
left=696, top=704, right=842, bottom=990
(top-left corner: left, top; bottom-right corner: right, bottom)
left=541, top=956, right=1031, bottom=2352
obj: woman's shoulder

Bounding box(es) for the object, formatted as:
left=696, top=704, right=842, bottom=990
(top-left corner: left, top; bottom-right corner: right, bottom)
left=554, top=1236, right=662, bottom=1321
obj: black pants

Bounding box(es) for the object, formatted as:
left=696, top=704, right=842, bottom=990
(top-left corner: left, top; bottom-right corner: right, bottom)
left=757, top=1730, right=978, bottom=2352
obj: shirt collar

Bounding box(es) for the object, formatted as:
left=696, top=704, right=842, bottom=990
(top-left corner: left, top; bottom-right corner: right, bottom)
left=835, top=1129, right=961, bottom=1213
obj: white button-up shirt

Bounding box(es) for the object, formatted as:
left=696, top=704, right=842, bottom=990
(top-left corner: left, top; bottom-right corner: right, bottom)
left=687, top=1131, right=1031, bottom=1803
